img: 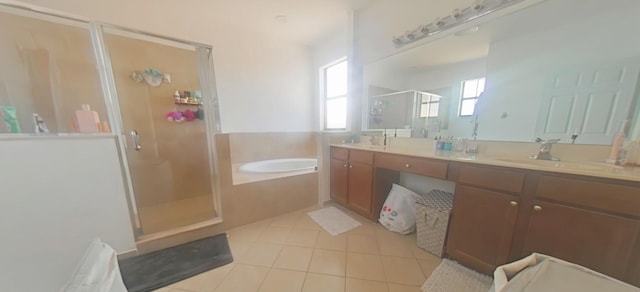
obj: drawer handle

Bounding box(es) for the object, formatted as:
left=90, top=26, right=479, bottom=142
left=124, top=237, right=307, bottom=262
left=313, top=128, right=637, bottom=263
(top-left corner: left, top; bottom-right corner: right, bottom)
left=533, top=205, right=542, bottom=212
left=510, top=201, right=518, bottom=207
left=405, top=163, right=411, bottom=168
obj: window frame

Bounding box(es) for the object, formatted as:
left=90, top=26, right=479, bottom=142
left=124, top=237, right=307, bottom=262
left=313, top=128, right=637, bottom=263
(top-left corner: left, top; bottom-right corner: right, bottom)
left=418, top=93, right=441, bottom=118
left=322, top=57, right=348, bottom=130
left=459, top=77, right=486, bottom=117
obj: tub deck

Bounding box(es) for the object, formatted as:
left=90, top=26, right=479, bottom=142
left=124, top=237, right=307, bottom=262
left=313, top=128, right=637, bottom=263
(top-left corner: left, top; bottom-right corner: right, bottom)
left=231, top=163, right=317, bottom=185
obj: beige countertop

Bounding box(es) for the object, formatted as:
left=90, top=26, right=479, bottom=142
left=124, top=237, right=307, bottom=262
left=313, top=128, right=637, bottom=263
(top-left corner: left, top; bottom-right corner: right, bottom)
left=332, top=143, right=640, bottom=183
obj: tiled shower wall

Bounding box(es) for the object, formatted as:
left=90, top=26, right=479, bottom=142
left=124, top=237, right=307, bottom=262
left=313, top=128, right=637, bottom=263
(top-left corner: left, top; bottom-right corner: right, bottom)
left=138, top=132, right=320, bottom=253
left=106, top=33, right=212, bottom=208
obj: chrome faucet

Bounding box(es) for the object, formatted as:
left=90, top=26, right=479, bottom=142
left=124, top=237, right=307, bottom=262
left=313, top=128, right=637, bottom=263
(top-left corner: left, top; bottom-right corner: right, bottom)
left=530, top=138, right=560, bottom=161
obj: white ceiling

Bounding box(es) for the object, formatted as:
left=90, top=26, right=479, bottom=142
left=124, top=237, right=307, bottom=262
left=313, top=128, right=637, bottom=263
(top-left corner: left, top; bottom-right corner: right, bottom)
left=201, top=0, right=378, bottom=45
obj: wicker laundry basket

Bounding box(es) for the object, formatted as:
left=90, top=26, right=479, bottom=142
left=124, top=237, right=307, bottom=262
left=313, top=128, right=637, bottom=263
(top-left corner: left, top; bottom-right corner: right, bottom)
left=415, top=189, right=454, bottom=257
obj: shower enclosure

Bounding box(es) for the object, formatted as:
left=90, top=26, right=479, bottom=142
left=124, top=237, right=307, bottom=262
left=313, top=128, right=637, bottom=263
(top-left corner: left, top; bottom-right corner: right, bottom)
left=0, top=3, right=222, bottom=239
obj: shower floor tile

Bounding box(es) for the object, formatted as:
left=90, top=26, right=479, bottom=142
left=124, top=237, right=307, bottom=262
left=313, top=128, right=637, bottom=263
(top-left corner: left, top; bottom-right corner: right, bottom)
left=138, top=195, right=216, bottom=234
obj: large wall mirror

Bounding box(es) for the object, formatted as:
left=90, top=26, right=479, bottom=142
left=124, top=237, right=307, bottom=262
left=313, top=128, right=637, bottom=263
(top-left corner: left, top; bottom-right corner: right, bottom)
left=362, top=0, right=640, bottom=145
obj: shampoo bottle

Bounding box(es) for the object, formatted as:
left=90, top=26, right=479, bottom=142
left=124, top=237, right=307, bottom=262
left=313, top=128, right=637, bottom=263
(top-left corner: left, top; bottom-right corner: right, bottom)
left=75, top=104, right=100, bottom=133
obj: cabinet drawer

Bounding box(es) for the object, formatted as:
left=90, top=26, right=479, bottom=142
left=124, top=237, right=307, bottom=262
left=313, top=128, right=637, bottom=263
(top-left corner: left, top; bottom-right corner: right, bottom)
left=458, top=165, right=525, bottom=193
left=349, top=150, right=374, bottom=165
left=331, top=147, right=348, bottom=160
left=536, top=175, right=640, bottom=217
left=375, top=153, right=448, bottom=179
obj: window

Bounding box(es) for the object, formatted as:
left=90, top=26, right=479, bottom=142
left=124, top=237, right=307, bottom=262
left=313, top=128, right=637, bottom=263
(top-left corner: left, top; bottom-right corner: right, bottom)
left=459, top=77, right=485, bottom=116
left=419, top=93, right=441, bottom=118
left=323, top=58, right=348, bottom=129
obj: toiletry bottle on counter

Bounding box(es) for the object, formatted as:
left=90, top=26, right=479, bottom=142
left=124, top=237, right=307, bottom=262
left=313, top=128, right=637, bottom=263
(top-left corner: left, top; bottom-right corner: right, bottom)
left=436, top=137, right=445, bottom=150
left=443, top=137, right=453, bottom=151
left=607, top=120, right=627, bottom=164
left=622, top=141, right=639, bottom=166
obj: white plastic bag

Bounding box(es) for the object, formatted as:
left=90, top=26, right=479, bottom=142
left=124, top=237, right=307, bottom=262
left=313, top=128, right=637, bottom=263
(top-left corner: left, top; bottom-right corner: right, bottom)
left=62, top=238, right=128, bottom=292
left=379, top=184, right=419, bottom=234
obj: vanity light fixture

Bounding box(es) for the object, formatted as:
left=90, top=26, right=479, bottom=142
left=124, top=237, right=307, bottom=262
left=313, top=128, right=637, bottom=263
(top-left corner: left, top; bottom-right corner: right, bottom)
left=392, top=0, right=526, bottom=48
left=454, top=26, right=480, bottom=37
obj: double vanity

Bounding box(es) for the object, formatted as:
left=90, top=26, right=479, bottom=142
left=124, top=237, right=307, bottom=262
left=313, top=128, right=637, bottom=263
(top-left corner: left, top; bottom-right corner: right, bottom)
left=329, top=141, right=640, bottom=286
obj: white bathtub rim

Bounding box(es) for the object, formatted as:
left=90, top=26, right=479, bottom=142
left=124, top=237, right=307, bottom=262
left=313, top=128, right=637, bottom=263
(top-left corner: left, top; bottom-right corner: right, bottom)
left=239, top=158, right=318, bottom=174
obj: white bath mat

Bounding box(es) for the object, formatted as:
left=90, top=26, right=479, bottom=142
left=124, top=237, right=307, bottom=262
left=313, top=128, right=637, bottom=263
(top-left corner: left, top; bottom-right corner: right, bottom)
left=421, top=259, right=493, bottom=292
left=307, top=207, right=362, bottom=236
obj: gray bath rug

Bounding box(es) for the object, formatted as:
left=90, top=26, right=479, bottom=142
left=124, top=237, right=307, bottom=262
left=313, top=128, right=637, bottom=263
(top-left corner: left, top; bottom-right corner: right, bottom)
left=118, top=233, right=233, bottom=292
left=422, top=259, right=493, bottom=292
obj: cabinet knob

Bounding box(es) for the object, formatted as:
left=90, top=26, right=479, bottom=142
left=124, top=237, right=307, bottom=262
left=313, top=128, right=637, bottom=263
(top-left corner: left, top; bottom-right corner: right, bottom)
left=533, top=205, right=542, bottom=211
left=405, top=164, right=411, bottom=168
left=343, top=164, right=348, bottom=168
left=349, top=165, right=353, bottom=168
left=510, top=201, right=518, bottom=207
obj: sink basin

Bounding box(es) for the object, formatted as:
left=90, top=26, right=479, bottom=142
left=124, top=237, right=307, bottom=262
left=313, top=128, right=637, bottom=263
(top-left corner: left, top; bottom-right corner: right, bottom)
left=489, top=157, right=620, bottom=171
left=361, top=144, right=386, bottom=150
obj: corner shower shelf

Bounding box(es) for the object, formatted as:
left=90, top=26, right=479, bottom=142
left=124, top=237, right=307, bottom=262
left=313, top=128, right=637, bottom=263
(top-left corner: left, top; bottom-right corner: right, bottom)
left=174, top=101, right=203, bottom=106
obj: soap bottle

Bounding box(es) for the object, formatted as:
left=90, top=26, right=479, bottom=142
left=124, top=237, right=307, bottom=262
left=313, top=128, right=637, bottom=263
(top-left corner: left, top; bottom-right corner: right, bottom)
left=623, top=141, right=639, bottom=166
left=174, top=90, right=181, bottom=102
left=606, top=121, right=627, bottom=164
left=75, top=104, right=100, bottom=133
left=444, top=137, right=453, bottom=151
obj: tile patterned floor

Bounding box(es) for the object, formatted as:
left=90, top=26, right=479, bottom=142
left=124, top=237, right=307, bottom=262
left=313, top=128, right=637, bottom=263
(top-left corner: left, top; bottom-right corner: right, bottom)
left=154, top=204, right=441, bottom=292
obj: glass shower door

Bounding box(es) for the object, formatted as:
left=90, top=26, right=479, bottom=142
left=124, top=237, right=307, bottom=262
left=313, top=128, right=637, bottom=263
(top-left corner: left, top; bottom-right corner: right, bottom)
left=102, top=28, right=218, bottom=236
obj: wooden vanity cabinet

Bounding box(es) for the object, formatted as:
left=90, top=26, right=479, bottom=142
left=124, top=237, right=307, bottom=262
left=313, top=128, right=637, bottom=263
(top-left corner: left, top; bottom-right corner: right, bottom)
left=329, top=156, right=349, bottom=206
left=446, top=165, right=525, bottom=274
left=330, top=147, right=374, bottom=218
left=522, top=199, right=639, bottom=279
left=329, top=146, right=640, bottom=286
left=519, top=175, right=640, bottom=283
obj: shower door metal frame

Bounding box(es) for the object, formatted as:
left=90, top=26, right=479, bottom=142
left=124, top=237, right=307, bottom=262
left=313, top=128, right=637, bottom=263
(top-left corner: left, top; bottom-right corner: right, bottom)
left=93, top=23, right=224, bottom=239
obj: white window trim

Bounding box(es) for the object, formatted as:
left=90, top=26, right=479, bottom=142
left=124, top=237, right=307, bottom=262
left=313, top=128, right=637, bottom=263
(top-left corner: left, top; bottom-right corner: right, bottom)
left=459, top=77, right=485, bottom=117
left=419, top=94, right=440, bottom=118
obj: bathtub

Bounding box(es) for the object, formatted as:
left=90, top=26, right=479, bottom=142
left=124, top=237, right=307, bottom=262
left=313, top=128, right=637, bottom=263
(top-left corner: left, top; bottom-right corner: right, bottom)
left=239, top=158, right=318, bottom=174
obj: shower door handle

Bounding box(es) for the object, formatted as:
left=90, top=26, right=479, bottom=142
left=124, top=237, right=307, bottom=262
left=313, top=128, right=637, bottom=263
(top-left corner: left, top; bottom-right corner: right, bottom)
left=130, top=130, right=142, bottom=151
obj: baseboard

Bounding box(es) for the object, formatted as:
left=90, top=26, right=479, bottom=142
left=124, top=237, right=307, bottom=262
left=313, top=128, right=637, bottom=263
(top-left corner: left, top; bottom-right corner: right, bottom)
left=117, top=249, right=138, bottom=260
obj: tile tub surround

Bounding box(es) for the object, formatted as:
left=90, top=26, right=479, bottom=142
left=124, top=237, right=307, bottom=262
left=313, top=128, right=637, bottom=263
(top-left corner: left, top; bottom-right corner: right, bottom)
left=136, top=134, right=318, bottom=254
left=154, top=203, right=440, bottom=292
left=332, top=137, right=640, bottom=182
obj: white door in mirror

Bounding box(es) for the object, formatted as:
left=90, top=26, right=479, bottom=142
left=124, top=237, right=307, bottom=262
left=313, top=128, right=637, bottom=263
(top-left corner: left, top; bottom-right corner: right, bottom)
left=535, top=58, right=640, bottom=145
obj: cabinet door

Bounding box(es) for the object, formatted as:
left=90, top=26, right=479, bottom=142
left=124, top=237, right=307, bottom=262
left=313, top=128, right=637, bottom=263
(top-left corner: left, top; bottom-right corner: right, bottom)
left=446, top=185, right=520, bottom=275
left=523, top=200, right=640, bottom=280
left=330, top=158, right=349, bottom=206
left=347, top=162, right=373, bottom=216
